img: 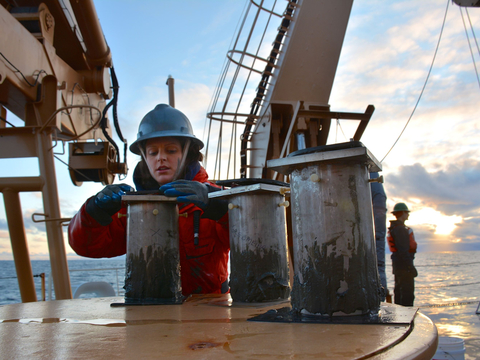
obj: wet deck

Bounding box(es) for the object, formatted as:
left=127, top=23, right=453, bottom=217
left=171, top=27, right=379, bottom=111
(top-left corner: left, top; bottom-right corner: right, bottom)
left=0, top=294, right=437, bottom=359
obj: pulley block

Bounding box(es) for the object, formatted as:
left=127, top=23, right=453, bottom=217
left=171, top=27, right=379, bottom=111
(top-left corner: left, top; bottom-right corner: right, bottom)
left=68, top=141, right=127, bottom=186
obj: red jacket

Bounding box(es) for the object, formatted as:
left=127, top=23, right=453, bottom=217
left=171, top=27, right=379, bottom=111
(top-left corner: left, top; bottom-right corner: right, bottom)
left=68, top=167, right=230, bottom=296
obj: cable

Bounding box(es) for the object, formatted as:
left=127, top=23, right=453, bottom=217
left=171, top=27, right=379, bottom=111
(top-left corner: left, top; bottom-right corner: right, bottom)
left=240, top=0, right=298, bottom=177
left=38, top=104, right=102, bottom=134
left=0, top=115, right=16, bottom=127
left=460, top=7, right=480, bottom=90
left=0, top=52, right=47, bottom=87
left=54, top=154, right=95, bottom=182
left=465, top=8, right=480, bottom=60
left=99, top=66, right=127, bottom=175
left=380, top=0, right=450, bottom=163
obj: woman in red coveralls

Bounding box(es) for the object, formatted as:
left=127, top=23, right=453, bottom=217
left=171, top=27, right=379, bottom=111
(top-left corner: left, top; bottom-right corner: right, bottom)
left=68, top=104, right=230, bottom=296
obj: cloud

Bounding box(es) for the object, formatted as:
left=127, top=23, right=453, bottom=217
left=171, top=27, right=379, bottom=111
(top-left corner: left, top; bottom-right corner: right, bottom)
left=385, top=160, right=480, bottom=250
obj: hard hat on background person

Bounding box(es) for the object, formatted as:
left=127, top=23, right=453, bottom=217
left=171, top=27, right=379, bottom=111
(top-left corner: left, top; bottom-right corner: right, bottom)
left=391, top=202, right=410, bottom=213
left=129, top=104, right=204, bottom=155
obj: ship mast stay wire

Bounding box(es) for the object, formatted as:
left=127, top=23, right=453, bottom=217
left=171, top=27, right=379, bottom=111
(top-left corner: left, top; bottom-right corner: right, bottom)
left=0, top=115, right=16, bottom=127
left=202, top=0, right=250, bottom=176
left=460, top=7, right=480, bottom=90
left=380, top=0, right=450, bottom=163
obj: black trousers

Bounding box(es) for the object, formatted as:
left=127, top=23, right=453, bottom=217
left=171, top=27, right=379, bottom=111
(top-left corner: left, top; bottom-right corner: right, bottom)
left=394, top=274, right=415, bottom=306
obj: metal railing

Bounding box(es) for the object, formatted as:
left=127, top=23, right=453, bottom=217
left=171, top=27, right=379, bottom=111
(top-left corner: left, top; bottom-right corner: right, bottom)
left=47, top=266, right=125, bottom=300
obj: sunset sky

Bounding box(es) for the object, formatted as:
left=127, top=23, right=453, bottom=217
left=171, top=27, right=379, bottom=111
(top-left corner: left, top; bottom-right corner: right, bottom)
left=0, top=0, right=479, bottom=260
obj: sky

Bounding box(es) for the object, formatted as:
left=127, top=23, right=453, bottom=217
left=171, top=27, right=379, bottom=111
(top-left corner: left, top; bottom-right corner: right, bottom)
left=0, top=0, right=479, bottom=260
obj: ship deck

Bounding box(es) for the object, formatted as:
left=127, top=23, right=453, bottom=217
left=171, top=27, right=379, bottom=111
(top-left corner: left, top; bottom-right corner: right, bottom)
left=0, top=294, right=437, bottom=359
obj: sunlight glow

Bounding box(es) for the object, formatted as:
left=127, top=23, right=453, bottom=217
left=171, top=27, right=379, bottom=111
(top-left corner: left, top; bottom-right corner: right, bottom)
left=408, top=208, right=463, bottom=235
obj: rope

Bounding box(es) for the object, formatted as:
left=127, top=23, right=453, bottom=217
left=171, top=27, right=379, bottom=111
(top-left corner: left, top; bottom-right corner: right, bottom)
left=380, top=0, right=450, bottom=163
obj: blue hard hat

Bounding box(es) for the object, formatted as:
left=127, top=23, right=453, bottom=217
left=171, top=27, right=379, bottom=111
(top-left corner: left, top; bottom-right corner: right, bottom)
left=129, top=104, right=204, bottom=155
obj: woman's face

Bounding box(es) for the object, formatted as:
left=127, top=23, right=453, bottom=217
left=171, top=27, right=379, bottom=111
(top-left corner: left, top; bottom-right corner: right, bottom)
left=144, top=137, right=183, bottom=185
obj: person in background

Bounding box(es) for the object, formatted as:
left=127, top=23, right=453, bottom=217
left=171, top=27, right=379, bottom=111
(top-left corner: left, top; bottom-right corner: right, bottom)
left=68, top=104, right=230, bottom=296
left=387, top=202, right=418, bottom=306
left=370, top=172, right=388, bottom=302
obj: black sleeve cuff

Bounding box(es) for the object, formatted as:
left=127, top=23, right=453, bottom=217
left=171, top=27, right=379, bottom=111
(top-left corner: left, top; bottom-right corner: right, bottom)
left=85, top=197, right=114, bottom=226
left=202, top=198, right=229, bottom=221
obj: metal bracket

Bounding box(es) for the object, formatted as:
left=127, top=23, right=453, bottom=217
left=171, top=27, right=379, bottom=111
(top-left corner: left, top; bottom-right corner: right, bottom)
left=32, top=213, right=71, bottom=225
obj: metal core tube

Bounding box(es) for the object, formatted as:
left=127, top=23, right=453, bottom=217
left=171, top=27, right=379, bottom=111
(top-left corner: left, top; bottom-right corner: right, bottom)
left=267, top=144, right=382, bottom=316
left=289, top=161, right=381, bottom=315
left=225, top=189, right=290, bottom=302
left=123, top=195, right=183, bottom=304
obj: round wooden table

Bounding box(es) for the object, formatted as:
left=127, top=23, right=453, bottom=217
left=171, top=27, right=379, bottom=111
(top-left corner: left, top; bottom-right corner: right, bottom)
left=0, top=294, right=438, bottom=359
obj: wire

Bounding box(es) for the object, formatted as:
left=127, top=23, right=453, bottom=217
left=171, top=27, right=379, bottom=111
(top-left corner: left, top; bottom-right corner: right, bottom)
left=100, top=66, right=127, bottom=172
left=38, top=104, right=102, bottom=134
left=460, top=7, right=480, bottom=90
left=380, top=0, right=450, bottom=163
left=465, top=8, right=480, bottom=60
left=0, top=115, right=16, bottom=127
left=54, top=154, right=95, bottom=182
left=0, top=52, right=47, bottom=87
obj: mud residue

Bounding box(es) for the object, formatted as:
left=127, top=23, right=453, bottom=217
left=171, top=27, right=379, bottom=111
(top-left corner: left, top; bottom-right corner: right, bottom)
left=124, top=245, right=182, bottom=303
left=291, top=240, right=381, bottom=316
left=230, top=245, right=290, bottom=303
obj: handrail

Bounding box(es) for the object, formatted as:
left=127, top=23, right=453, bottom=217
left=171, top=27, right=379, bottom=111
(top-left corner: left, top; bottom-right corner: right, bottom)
left=47, top=266, right=125, bottom=300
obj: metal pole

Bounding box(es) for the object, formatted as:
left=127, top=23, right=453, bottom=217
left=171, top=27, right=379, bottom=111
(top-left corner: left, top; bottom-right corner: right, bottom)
left=2, top=188, right=37, bottom=302
left=166, top=76, right=175, bottom=108
left=36, top=130, right=72, bottom=300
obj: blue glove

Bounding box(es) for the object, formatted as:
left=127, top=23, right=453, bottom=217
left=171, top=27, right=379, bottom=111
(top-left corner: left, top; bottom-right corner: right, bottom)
left=160, top=180, right=209, bottom=208
left=95, top=184, right=134, bottom=214
left=160, top=180, right=229, bottom=220
left=87, top=184, right=133, bottom=225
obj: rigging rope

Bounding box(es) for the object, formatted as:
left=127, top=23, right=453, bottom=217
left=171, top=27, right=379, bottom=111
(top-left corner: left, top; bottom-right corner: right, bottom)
left=380, top=0, right=450, bottom=163
left=460, top=7, right=480, bottom=90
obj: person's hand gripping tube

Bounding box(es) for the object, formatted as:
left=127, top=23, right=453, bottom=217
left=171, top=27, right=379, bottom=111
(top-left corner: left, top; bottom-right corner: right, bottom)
left=86, top=184, right=134, bottom=226
left=159, top=180, right=228, bottom=221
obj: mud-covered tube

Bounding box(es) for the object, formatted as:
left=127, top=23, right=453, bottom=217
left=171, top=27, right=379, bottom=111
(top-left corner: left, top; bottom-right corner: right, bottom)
left=123, top=196, right=183, bottom=304
left=227, top=191, right=290, bottom=303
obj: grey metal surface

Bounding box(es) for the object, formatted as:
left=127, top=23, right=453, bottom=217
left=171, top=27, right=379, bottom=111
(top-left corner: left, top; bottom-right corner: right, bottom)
left=123, top=198, right=182, bottom=304
left=276, top=154, right=381, bottom=316
left=224, top=191, right=290, bottom=302
left=267, top=146, right=382, bottom=174
left=208, top=184, right=290, bottom=199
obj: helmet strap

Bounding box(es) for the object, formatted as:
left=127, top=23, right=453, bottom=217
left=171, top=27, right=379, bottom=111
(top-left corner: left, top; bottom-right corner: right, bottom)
left=172, top=139, right=191, bottom=181
left=138, top=139, right=191, bottom=183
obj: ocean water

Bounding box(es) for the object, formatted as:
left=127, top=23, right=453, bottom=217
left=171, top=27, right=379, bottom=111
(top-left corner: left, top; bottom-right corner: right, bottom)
left=0, top=252, right=479, bottom=358
left=386, top=251, right=480, bottom=359
left=0, top=258, right=126, bottom=304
